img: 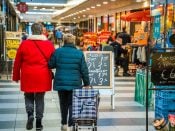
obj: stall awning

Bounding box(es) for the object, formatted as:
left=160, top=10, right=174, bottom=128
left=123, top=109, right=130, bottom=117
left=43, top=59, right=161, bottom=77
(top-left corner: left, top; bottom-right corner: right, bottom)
left=121, top=10, right=151, bottom=22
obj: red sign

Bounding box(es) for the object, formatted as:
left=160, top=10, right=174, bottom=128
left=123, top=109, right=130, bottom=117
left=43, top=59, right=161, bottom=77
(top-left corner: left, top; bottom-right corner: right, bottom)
left=17, top=2, right=28, bottom=13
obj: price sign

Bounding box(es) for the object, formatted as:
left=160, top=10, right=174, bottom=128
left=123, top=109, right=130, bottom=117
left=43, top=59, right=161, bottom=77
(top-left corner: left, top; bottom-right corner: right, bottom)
left=84, top=51, right=112, bottom=88
left=151, top=52, right=175, bottom=85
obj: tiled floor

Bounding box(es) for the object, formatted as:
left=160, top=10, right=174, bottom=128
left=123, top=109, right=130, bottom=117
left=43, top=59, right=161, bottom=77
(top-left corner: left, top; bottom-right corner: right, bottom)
left=0, top=77, right=155, bottom=131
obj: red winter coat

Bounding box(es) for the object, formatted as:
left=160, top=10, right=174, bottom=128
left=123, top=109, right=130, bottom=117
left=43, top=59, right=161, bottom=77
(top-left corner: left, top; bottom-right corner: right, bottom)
left=13, top=35, right=55, bottom=92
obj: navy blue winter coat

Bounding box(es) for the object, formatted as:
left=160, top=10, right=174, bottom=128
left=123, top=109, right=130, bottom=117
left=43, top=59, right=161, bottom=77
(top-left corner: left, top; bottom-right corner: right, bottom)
left=48, top=44, right=90, bottom=91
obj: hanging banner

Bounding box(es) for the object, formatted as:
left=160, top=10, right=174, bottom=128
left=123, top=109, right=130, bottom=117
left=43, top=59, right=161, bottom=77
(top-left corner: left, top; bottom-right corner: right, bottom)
left=151, top=52, right=175, bottom=85
left=5, top=32, right=21, bottom=60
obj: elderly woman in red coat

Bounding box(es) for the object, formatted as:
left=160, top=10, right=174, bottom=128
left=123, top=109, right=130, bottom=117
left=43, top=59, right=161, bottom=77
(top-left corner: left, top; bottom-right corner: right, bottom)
left=13, top=23, right=55, bottom=131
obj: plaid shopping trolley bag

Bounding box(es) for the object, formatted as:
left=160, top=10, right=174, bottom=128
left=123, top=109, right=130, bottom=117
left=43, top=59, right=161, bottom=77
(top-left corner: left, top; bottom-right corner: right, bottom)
left=72, top=88, right=100, bottom=131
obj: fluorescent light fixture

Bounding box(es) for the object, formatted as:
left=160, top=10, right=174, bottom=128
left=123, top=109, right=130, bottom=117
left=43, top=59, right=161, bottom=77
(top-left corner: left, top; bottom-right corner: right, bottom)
left=103, top=1, right=108, bottom=4
left=89, top=15, right=93, bottom=18
left=26, top=12, right=54, bottom=15
left=136, top=0, right=145, bottom=2
left=96, top=4, right=101, bottom=7
left=91, top=6, right=95, bottom=8
left=26, top=3, right=65, bottom=6
left=34, top=6, right=37, bottom=9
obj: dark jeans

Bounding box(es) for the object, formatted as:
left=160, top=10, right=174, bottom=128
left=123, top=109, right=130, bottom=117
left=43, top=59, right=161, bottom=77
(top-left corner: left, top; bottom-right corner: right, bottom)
left=58, top=91, right=73, bottom=126
left=24, top=92, right=45, bottom=119
left=116, top=57, right=129, bottom=73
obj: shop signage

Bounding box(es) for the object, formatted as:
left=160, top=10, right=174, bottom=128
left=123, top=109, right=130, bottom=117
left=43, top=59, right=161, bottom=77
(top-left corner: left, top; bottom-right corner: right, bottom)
left=153, top=15, right=161, bottom=39
left=17, top=2, right=28, bottom=13
left=151, top=52, right=175, bottom=85
left=5, top=32, right=21, bottom=59
left=84, top=51, right=112, bottom=88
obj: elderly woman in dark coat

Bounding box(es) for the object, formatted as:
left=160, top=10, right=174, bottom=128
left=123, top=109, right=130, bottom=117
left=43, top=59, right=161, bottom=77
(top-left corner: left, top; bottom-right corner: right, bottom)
left=48, top=33, right=90, bottom=131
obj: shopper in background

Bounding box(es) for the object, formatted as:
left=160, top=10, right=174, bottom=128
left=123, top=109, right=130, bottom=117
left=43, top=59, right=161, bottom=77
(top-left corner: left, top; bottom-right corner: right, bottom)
left=48, top=33, right=90, bottom=131
left=21, top=32, right=28, bottom=41
left=48, top=30, right=55, bottom=44
left=110, top=34, right=130, bottom=76
left=42, top=27, right=49, bottom=38
left=117, top=26, right=131, bottom=45
left=55, top=28, right=63, bottom=47
left=13, top=23, right=55, bottom=131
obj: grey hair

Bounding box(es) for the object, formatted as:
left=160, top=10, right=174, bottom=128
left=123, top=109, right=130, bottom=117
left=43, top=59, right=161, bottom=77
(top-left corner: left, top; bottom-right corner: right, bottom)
left=31, top=23, right=43, bottom=35
left=63, top=33, right=75, bottom=44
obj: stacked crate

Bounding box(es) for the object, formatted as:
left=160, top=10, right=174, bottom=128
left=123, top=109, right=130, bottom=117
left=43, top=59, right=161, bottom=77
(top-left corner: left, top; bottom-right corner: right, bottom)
left=155, top=86, right=175, bottom=122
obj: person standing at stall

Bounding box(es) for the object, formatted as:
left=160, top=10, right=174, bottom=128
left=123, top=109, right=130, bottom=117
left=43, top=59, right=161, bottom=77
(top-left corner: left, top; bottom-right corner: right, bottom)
left=13, top=23, right=55, bottom=131
left=117, top=26, right=131, bottom=45
left=110, top=34, right=130, bottom=76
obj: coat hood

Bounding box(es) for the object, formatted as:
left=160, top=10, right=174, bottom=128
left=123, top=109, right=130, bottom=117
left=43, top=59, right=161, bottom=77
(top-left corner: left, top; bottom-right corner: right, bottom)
left=27, top=35, right=47, bottom=41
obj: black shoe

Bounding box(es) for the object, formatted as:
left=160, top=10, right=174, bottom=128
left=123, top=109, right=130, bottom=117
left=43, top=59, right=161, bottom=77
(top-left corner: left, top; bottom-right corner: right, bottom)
left=26, top=115, right=34, bottom=130
left=36, top=119, right=43, bottom=131
left=123, top=73, right=131, bottom=76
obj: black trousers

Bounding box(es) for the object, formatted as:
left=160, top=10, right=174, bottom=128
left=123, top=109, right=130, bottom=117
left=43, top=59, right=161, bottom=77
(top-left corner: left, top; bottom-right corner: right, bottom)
left=58, top=91, right=73, bottom=126
left=24, top=92, right=45, bottom=119
left=116, top=57, right=129, bottom=73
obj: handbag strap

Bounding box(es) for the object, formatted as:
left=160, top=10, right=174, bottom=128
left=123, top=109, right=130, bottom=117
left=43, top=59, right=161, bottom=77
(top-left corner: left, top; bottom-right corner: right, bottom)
left=32, top=40, right=48, bottom=62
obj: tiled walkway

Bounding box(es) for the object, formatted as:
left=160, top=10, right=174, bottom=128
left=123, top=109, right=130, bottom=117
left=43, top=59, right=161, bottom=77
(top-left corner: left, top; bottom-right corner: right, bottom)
left=0, top=77, right=155, bottom=131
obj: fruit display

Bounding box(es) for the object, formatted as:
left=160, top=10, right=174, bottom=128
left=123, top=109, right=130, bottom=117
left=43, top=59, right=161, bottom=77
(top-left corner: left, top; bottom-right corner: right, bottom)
left=83, top=32, right=97, bottom=46
left=97, top=31, right=111, bottom=44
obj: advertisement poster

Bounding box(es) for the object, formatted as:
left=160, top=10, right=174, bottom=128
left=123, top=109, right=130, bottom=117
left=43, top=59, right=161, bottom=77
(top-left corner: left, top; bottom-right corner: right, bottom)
left=5, top=31, right=21, bottom=60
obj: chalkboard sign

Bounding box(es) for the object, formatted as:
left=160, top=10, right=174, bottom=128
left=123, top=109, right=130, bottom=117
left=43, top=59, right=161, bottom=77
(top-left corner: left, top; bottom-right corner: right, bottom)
left=151, top=52, right=175, bottom=85
left=84, top=51, right=113, bottom=88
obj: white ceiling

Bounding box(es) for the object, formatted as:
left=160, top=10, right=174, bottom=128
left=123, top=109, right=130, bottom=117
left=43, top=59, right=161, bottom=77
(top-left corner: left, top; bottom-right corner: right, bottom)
left=10, top=0, right=150, bottom=23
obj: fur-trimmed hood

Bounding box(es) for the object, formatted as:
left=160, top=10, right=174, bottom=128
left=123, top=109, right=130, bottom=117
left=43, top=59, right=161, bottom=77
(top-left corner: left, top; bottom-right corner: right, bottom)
left=27, top=35, right=47, bottom=41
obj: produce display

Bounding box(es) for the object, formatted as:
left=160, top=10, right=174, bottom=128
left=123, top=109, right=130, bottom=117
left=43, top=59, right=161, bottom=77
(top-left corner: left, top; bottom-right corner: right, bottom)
left=97, top=31, right=111, bottom=45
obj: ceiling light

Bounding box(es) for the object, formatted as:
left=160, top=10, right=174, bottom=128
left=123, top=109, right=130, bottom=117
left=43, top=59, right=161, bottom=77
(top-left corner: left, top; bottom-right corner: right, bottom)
left=34, top=6, right=37, bottom=9
left=41, top=8, right=46, bottom=10
left=136, top=0, right=145, bottom=2
left=86, top=8, right=90, bottom=10
left=74, top=17, right=76, bottom=19
left=96, top=4, right=101, bottom=7
left=110, top=0, right=116, bottom=1
left=83, top=15, right=86, bottom=17
left=78, top=16, right=80, bottom=18
left=91, top=6, right=95, bottom=8
left=52, top=7, right=55, bottom=9
left=82, top=10, right=86, bottom=12
left=103, top=1, right=108, bottom=4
